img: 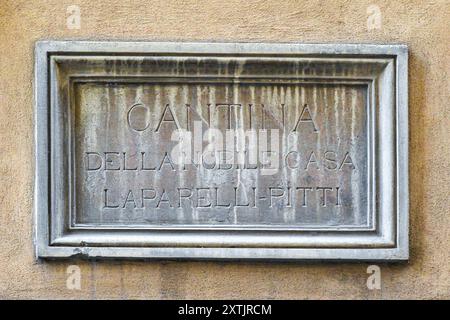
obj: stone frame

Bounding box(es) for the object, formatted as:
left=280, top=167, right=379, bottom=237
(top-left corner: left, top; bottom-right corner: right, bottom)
left=34, top=41, right=408, bottom=261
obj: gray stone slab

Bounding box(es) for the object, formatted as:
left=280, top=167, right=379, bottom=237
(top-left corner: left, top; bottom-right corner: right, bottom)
left=34, top=41, right=408, bottom=261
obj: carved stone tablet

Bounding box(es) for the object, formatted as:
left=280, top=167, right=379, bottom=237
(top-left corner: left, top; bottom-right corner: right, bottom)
left=35, top=41, right=408, bottom=260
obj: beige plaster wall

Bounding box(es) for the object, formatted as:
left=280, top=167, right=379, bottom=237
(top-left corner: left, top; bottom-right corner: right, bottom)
left=0, top=0, right=449, bottom=299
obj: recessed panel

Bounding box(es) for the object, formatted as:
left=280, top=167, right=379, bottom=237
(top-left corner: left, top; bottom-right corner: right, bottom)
left=73, top=81, right=369, bottom=229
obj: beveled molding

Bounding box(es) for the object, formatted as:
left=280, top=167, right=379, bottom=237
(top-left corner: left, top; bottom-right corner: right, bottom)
left=34, top=41, right=408, bottom=261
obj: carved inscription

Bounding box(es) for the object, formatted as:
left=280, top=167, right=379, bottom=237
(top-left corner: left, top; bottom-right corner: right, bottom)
left=74, top=82, right=368, bottom=227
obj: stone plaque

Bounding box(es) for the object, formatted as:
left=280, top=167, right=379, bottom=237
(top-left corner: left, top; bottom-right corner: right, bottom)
left=35, top=41, right=408, bottom=260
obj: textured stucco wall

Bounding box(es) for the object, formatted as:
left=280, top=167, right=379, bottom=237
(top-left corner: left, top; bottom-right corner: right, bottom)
left=0, top=0, right=449, bottom=299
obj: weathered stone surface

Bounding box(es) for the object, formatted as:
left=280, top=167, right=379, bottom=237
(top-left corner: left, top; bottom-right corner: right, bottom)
left=35, top=42, right=406, bottom=260
left=75, top=77, right=367, bottom=228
